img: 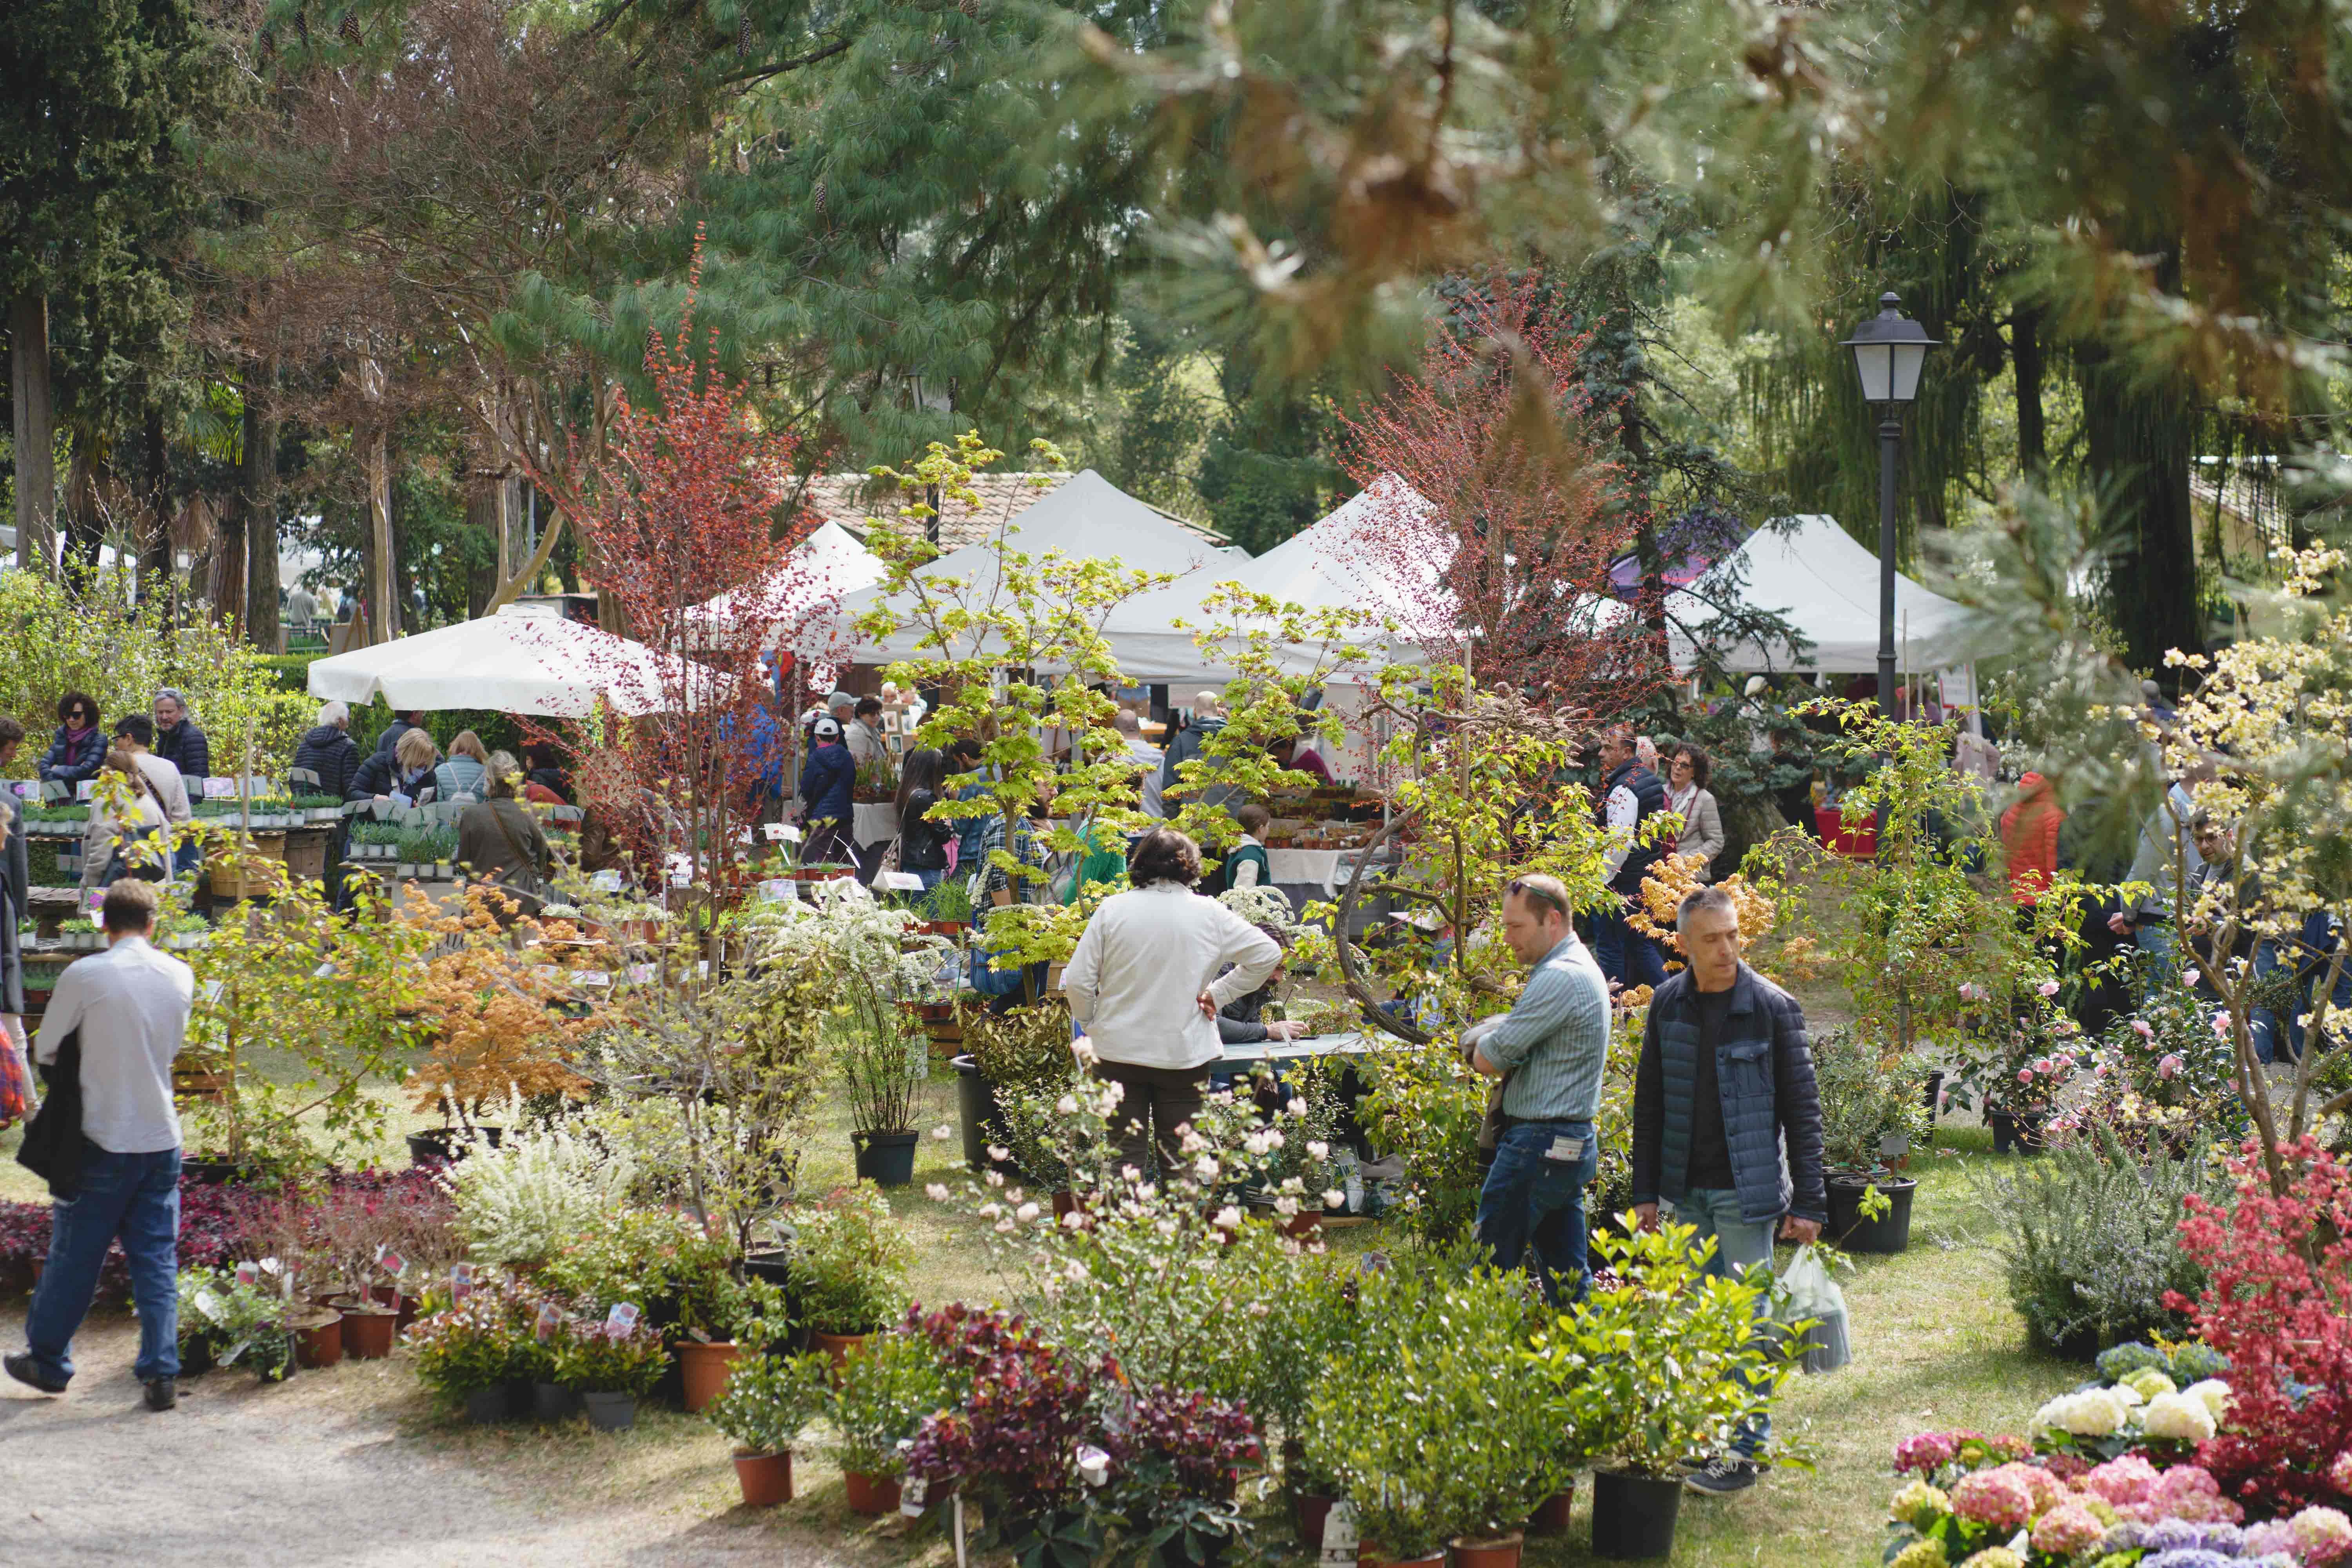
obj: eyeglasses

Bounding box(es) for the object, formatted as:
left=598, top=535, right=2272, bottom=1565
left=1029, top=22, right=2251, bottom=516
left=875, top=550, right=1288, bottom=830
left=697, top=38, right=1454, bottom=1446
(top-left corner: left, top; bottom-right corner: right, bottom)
left=1507, top=878, right=1566, bottom=916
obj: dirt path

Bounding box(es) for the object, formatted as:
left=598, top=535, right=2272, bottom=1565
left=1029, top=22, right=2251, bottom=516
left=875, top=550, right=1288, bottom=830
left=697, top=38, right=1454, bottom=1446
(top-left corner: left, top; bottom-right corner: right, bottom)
left=0, top=1313, right=876, bottom=1568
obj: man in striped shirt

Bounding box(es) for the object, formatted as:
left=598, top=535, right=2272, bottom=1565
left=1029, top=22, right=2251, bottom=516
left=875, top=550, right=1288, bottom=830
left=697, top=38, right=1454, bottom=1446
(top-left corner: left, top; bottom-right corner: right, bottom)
left=1464, top=873, right=1613, bottom=1303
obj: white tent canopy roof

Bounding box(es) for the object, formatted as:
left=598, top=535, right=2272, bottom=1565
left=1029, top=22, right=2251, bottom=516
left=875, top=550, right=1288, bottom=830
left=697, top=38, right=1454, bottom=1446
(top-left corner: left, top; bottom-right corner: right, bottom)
left=1670, top=513, right=1979, bottom=673
left=688, top=521, right=886, bottom=652
left=307, top=607, right=734, bottom=717
left=812, top=469, right=1244, bottom=669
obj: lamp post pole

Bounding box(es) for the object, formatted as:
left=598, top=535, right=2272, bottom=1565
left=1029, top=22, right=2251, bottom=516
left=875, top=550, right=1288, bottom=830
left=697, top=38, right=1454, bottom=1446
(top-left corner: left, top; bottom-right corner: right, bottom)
left=1878, top=410, right=1900, bottom=719
left=1840, top=291, right=1938, bottom=720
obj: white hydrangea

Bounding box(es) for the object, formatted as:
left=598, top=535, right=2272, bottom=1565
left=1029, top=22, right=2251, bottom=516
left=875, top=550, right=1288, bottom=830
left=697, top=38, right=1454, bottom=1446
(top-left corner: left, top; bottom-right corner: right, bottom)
left=2141, top=1390, right=2219, bottom=1443
left=2185, top=1378, right=2233, bottom=1425
left=2033, top=1388, right=2127, bottom=1438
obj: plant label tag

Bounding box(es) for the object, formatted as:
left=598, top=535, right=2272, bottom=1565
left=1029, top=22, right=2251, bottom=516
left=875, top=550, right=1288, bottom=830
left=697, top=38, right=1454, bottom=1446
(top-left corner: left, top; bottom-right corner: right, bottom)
left=606, top=1302, right=640, bottom=1332
left=578, top=970, right=610, bottom=988
left=195, top=1288, right=225, bottom=1318
left=1317, top=1501, right=1357, bottom=1565
left=535, top=1302, right=562, bottom=1341
left=627, top=963, right=656, bottom=984
left=882, top=871, right=926, bottom=892
left=534, top=965, right=561, bottom=983
left=87, top=889, right=105, bottom=910
left=900, top=1476, right=928, bottom=1517
left=75, top=779, right=94, bottom=801
left=696, top=960, right=710, bottom=978
left=590, top=869, right=623, bottom=892
left=234, top=1261, right=259, bottom=1286
left=312, top=961, right=338, bottom=979
left=201, top=980, right=225, bottom=1004
left=759, top=879, right=790, bottom=902
left=450, top=1262, right=474, bottom=1301
left=377, top=1247, right=405, bottom=1278
left=1545, top=1136, right=1584, bottom=1163
left=733, top=826, right=754, bottom=844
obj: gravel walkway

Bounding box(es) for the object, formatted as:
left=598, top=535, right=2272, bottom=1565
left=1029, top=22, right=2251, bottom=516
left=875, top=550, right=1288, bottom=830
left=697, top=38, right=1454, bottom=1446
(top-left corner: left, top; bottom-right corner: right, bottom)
left=0, top=1313, right=870, bottom=1568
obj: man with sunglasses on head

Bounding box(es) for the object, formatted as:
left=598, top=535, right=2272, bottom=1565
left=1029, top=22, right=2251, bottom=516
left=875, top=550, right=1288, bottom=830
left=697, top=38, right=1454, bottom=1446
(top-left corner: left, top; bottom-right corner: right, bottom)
left=1462, top=872, right=1612, bottom=1305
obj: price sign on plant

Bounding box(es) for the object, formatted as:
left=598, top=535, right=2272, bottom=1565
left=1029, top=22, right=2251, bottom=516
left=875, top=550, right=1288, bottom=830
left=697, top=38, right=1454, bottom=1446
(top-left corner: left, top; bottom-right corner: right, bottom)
left=450, top=1262, right=474, bottom=1302
left=605, top=1302, right=640, bottom=1333
left=535, top=1301, right=563, bottom=1342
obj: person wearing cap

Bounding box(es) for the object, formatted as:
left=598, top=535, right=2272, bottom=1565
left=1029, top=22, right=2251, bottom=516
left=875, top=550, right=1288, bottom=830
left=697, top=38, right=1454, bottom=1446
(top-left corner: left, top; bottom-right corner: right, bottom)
left=798, top=715, right=856, bottom=865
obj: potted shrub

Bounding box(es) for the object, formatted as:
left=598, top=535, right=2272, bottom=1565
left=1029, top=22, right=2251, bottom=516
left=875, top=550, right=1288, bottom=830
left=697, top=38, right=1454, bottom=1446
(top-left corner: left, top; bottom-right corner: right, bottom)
left=826, top=1327, right=958, bottom=1515
left=1106, top=1385, right=1261, bottom=1568
left=175, top=1268, right=296, bottom=1381
left=407, top=1287, right=531, bottom=1423
left=704, top=1329, right=831, bottom=1507
left=953, top=1000, right=1076, bottom=1172
left=557, top=1313, right=668, bottom=1431
left=1811, top=1027, right=1933, bottom=1254
left=674, top=1275, right=789, bottom=1414
left=1527, top=1222, right=1804, bottom=1559
left=785, top=1185, right=913, bottom=1370
left=844, top=1022, right=925, bottom=1187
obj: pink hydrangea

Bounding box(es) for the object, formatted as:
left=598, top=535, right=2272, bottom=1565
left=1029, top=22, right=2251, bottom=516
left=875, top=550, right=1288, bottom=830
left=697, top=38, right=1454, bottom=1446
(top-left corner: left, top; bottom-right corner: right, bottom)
left=1895, top=1432, right=1960, bottom=1474
left=2290, top=1506, right=2352, bottom=1568
left=2246, top=1521, right=2299, bottom=1559
left=2030, top=1502, right=2106, bottom=1557
left=1951, top=1466, right=2037, bottom=1532
left=2080, top=1455, right=2165, bottom=1514
left=2151, top=1464, right=2243, bottom=1524
left=2331, top=1450, right=2352, bottom=1497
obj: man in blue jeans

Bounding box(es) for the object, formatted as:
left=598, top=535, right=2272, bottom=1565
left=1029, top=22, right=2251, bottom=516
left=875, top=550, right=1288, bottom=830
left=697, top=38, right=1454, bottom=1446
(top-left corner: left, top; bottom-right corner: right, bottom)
left=1631, top=884, right=1826, bottom=1495
left=8, top=878, right=194, bottom=1412
left=1589, top=727, right=1670, bottom=992
left=1466, top=873, right=1612, bottom=1305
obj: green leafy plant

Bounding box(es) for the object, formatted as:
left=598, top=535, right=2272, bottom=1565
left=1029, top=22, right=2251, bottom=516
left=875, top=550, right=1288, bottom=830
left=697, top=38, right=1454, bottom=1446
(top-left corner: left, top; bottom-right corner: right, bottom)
left=405, top=1286, right=530, bottom=1404
left=554, top=1316, right=668, bottom=1395
left=1977, top=1125, right=2220, bottom=1357
left=704, top=1334, right=831, bottom=1455
left=1810, top=1026, right=1936, bottom=1176
left=784, top=1185, right=913, bottom=1336
left=1359, top=1038, right=1489, bottom=1245
left=1525, top=1220, right=1805, bottom=1479
left=827, top=1327, right=960, bottom=1479
left=443, top=1114, right=639, bottom=1271
left=176, top=1268, right=296, bottom=1381
left=965, top=997, right=1079, bottom=1099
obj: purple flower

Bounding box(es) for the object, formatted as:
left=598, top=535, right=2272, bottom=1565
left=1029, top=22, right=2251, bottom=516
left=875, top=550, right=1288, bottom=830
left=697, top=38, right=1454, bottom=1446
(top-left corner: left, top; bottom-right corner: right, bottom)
left=2142, top=1521, right=2203, bottom=1553
left=2141, top=1553, right=2241, bottom=1568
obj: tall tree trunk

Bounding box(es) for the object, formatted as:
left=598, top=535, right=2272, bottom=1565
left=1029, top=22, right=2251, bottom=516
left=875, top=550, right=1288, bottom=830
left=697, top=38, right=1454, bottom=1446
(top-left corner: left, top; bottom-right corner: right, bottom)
left=367, top=426, right=394, bottom=642
left=2080, top=343, right=2201, bottom=672
left=61, top=437, right=104, bottom=578
left=2013, top=305, right=2047, bottom=479
left=463, top=474, right=499, bottom=617
left=10, top=292, right=56, bottom=576
left=141, top=404, right=173, bottom=596
left=243, top=372, right=281, bottom=651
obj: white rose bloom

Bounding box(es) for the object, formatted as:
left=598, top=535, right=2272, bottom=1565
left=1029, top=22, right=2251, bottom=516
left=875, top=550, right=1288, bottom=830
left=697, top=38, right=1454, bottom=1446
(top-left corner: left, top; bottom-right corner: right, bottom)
left=926, top=1183, right=952, bottom=1201
left=1274, top=1196, right=1299, bottom=1216
left=1323, top=1188, right=1347, bottom=1209
left=1215, top=1205, right=1243, bottom=1230
left=2141, top=1391, right=2218, bottom=1443
left=1057, top=1095, right=1079, bottom=1115
left=1307, top=1140, right=1329, bottom=1160
left=1015, top=1202, right=1040, bottom=1223
left=1195, top=1155, right=1221, bottom=1181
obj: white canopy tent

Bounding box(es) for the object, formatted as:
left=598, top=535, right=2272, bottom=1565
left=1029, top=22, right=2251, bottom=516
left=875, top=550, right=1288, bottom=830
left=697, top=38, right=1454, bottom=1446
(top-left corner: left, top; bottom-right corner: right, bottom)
left=307, top=605, right=735, bottom=718
left=810, top=469, right=1245, bottom=670
left=686, top=521, right=886, bottom=652
left=1668, top=512, right=1982, bottom=710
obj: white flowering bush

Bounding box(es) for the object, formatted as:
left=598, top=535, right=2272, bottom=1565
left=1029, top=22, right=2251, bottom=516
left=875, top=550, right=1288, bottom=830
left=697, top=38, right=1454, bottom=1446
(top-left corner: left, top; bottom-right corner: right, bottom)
left=443, top=1107, right=639, bottom=1270
left=2030, top=1370, right=2232, bottom=1457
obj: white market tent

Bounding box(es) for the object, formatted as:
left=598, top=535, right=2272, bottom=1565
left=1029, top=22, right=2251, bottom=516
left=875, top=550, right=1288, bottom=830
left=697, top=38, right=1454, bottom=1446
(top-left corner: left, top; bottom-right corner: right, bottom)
left=1668, top=513, right=1982, bottom=701
left=686, top=521, right=886, bottom=653
left=813, top=469, right=1245, bottom=670
left=307, top=605, right=735, bottom=718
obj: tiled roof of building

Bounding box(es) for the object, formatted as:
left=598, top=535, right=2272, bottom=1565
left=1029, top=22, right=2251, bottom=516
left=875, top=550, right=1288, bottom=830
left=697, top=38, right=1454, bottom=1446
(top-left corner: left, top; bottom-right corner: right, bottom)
left=785, top=470, right=1226, bottom=552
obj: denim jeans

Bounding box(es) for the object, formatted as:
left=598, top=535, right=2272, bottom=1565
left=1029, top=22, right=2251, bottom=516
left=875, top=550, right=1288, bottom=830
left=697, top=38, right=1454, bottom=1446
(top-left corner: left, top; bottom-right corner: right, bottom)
left=1476, top=1119, right=1598, bottom=1305
left=1592, top=909, right=1667, bottom=992
left=24, top=1141, right=181, bottom=1384
left=1668, top=1187, right=1778, bottom=1457
left=2131, top=922, right=2178, bottom=992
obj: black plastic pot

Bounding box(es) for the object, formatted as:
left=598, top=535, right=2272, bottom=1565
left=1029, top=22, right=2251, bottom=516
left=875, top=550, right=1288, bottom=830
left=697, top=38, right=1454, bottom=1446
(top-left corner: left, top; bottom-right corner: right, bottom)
left=742, top=1248, right=795, bottom=1290
left=853, top=1129, right=920, bottom=1187
left=952, top=1055, right=1010, bottom=1173
left=532, top=1381, right=581, bottom=1421
left=180, top=1157, right=240, bottom=1186
left=581, top=1389, right=637, bottom=1432
left=1589, top=1469, right=1681, bottom=1559
left=406, top=1126, right=506, bottom=1169
left=1826, top=1175, right=1918, bottom=1255
left=1989, top=1109, right=2046, bottom=1156
left=464, top=1382, right=525, bottom=1425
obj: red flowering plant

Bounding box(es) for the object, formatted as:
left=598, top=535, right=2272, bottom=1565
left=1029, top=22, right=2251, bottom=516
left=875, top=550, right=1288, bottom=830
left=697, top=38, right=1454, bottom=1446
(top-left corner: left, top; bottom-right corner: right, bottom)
left=2170, top=1137, right=2352, bottom=1517
left=1103, top=1385, right=1261, bottom=1566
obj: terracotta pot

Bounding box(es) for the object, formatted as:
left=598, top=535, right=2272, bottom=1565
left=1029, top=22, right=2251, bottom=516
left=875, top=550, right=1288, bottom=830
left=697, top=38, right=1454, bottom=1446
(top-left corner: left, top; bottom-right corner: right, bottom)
left=335, top=1300, right=398, bottom=1360
left=811, top=1330, right=867, bottom=1378
left=733, top=1448, right=794, bottom=1507
left=294, top=1310, right=345, bottom=1370
left=1526, top=1486, right=1575, bottom=1539
left=677, top=1340, right=742, bottom=1413
left=1450, top=1534, right=1523, bottom=1568
left=1292, top=1491, right=1334, bottom=1552
left=1360, top=1548, right=1444, bottom=1568
left=1051, top=1190, right=1081, bottom=1220
left=843, top=1469, right=902, bottom=1516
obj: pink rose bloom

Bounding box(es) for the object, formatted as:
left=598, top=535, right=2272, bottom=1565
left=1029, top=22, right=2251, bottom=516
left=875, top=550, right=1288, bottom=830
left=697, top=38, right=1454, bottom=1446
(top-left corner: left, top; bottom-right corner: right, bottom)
left=2183, top=967, right=2201, bottom=986
left=2038, top=979, right=2061, bottom=998
left=2031, top=1502, right=2105, bottom=1557
left=2212, top=1010, right=2232, bottom=1038
left=2152, top=1464, right=2243, bottom=1524
left=2096, top=1061, right=2111, bottom=1078
left=2081, top=1455, right=2164, bottom=1512
left=1951, top=1467, right=2037, bottom=1532
left=2032, top=1058, right=2051, bottom=1075
left=1938, top=1089, right=1951, bottom=1111
left=2290, top=1506, right=2352, bottom=1568
left=2331, top=1449, right=2352, bottom=1496
left=2132, top=1019, right=2155, bottom=1039
left=2018, top=1068, right=2034, bottom=1085
left=2159, top=1054, right=2183, bottom=1080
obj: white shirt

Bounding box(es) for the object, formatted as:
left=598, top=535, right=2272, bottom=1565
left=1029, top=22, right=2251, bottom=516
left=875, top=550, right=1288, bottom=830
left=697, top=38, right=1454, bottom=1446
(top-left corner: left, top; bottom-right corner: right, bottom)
left=35, top=934, right=196, bottom=1154
left=1064, top=882, right=1283, bottom=1071
left=132, top=751, right=191, bottom=824
left=1128, top=740, right=1166, bottom=818
left=1600, top=780, right=1641, bottom=880
left=847, top=720, right=887, bottom=767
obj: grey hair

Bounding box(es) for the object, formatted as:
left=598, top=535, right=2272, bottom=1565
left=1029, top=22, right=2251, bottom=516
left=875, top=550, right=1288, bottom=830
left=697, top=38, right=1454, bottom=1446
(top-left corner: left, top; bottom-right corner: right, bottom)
left=155, top=687, right=189, bottom=712
left=317, top=699, right=349, bottom=727
left=1676, top=885, right=1739, bottom=932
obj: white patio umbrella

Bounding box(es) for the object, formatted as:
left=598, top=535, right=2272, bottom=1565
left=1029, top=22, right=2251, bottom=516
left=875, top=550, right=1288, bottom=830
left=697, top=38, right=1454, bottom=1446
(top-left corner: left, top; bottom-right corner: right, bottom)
left=307, top=606, right=736, bottom=718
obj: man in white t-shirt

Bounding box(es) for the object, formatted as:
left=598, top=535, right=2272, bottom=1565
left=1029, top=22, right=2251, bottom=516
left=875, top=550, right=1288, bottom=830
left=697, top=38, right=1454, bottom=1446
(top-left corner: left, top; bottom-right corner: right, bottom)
left=8, top=879, right=195, bottom=1411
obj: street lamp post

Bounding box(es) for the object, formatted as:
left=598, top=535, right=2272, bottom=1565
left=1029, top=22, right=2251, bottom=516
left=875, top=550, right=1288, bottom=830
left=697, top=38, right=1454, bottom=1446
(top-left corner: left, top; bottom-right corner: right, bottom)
left=1839, top=292, right=1939, bottom=719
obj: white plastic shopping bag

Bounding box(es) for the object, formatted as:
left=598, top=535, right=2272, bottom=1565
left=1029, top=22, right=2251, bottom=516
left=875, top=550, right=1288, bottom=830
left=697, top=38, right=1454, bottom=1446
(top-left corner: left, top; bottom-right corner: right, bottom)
left=1775, top=1243, right=1852, bottom=1373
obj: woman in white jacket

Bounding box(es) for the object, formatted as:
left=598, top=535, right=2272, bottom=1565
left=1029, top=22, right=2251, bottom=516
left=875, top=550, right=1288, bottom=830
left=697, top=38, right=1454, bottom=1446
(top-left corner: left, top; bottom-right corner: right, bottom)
left=1666, top=743, right=1727, bottom=880
left=82, top=748, right=168, bottom=887
left=1063, top=828, right=1281, bottom=1179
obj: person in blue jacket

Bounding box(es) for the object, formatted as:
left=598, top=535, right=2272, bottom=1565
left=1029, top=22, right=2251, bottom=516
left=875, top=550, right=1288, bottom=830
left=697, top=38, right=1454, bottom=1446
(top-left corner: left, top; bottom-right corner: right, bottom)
left=38, top=692, right=108, bottom=792
left=797, top=715, right=856, bottom=866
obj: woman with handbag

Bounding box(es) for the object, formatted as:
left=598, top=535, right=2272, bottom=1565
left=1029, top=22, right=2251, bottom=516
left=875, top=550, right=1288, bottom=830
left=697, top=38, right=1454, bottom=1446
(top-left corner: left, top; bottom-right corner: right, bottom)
left=894, top=748, right=951, bottom=892
left=84, top=749, right=168, bottom=887
left=456, top=751, right=554, bottom=923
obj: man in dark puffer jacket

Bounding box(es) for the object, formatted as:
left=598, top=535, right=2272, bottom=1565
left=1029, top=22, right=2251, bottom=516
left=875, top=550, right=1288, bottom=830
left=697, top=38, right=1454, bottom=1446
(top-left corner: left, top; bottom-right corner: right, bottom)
left=1631, top=883, right=1826, bottom=1497
left=290, top=702, right=363, bottom=801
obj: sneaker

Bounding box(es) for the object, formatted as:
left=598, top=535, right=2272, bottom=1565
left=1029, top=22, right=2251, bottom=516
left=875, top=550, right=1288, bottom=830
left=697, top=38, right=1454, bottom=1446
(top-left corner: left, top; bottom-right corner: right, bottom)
left=143, top=1376, right=177, bottom=1412
left=4, top=1353, right=68, bottom=1395
left=1684, top=1458, right=1760, bottom=1495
